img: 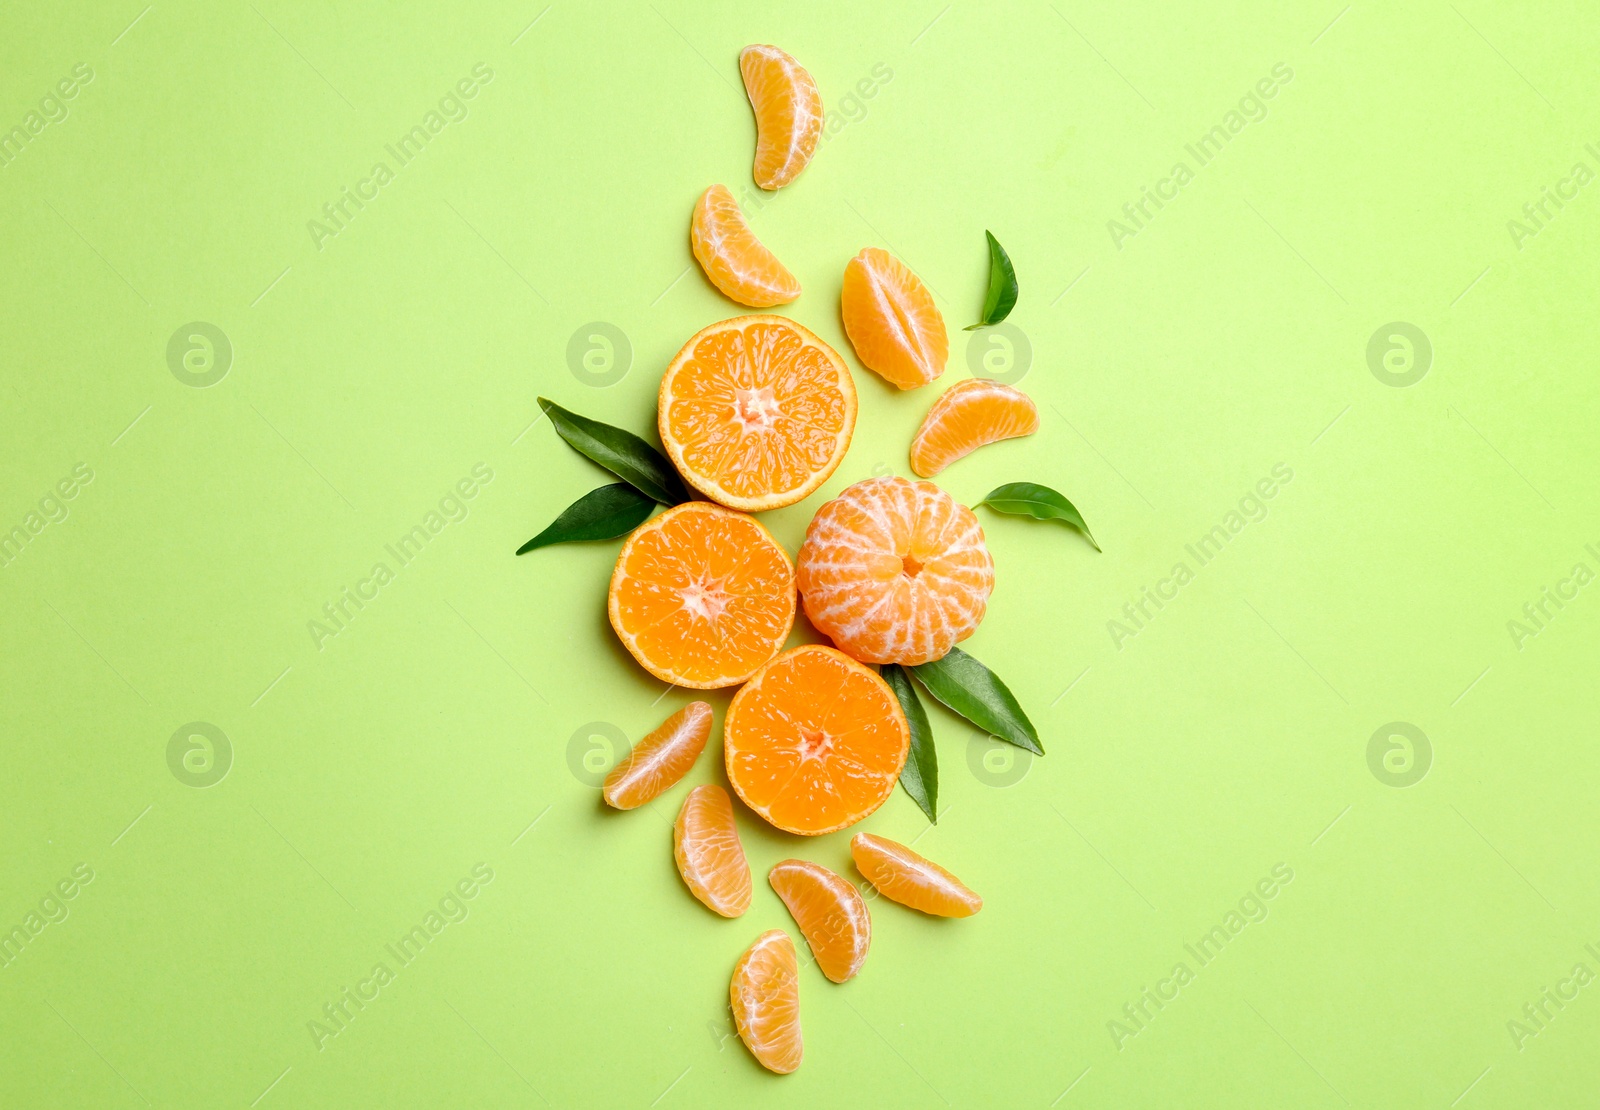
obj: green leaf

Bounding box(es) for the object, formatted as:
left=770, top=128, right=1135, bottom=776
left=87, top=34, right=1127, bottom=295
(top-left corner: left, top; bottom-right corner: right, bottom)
left=882, top=664, right=938, bottom=822
left=538, top=397, right=689, bottom=505
left=911, top=646, right=1042, bottom=755
left=978, top=481, right=1100, bottom=551
left=517, top=483, right=656, bottom=554
left=965, top=230, right=1018, bottom=329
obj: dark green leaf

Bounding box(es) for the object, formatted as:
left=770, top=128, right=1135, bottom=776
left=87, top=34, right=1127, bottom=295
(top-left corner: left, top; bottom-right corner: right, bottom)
left=517, top=483, right=656, bottom=554
left=978, top=481, right=1100, bottom=551
left=538, top=397, right=688, bottom=505
left=882, top=664, right=937, bottom=822
left=911, top=646, right=1042, bottom=755
left=965, top=230, right=1018, bottom=329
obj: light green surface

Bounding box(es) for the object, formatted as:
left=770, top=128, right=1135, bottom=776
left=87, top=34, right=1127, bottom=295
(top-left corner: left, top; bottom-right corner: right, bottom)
left=3, top=2, right=1598, bottom=1106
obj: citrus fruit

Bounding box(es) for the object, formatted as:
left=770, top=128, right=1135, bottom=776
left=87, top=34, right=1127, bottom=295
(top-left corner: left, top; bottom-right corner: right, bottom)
left=658, top=315, right=857, bottom=511
left=795, top=476, right=994, bottom=665
left=608, top=502, right=794, bottom=688
left=602, top=702, right=713, bottom=810
left=724, top=644, right=909, bottom=835
left=690, top=184, right=800, bottom=307
left=740, top=45, right=822, bottom=191
left=851, top=832, right=982, bottom=917
left=674, top=784, right=752, bottom=917
left=730, top=930, right=803, bottom=1073
left=909, top=378, right=1040, bottom=477
left=840, top=247, right=948, bottom=389
left=768, top=860, right=871, bottom=983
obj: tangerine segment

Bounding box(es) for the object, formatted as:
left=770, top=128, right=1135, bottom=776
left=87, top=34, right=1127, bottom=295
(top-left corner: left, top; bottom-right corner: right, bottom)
left=659, top=315, right=857, bottom=512
left=691, top=185, right=800, bottom=307
left=674, top=784, right=752, bottom=917
left=740, top=45, right=822, bottom=191
left=796, top=477, right=993, bottom=666
left=731, top=930, right=803, bottom=1074
left=608, top=502, right=795, bottom=688
left=840, top=247, right=948, bottom=390
left=769, top=860, right=871, bottom=983
left=725, top=645, right=909, bottom=835
left=909, top=378, right=1040, bottom=477
left=850, top=833, right=982, bottom=918
left=602, top=702, right=713, bottom=810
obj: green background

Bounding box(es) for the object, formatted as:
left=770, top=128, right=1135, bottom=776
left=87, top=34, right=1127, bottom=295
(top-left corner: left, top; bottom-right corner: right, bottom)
left=3, top=1, right=1597, bottom=1105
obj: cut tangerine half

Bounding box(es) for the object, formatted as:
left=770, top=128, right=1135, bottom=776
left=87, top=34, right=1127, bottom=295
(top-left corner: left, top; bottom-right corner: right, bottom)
left=691, top=184, right=800, bottom=307
left=796, top=476, right=993, bottom=665
left=840, top=247, right=948, bottom=389
left=730, top=930, right=802, bottom=1073
left=602, top=702, right=713, bottom=810
left=740, top=45, right=822, bottom=191
left=724, top=645, right=909, bottom=836
left=769, top=859, right=871, bottom=983
left=674, top=784, right=752, bottom=918
left=851, top=832, right=982, bottom=917
left=608, top=502, right=794, bottom=688
left=909, top=378, right=1039, bottom=477
left=659, top=315, right=857, bottom=511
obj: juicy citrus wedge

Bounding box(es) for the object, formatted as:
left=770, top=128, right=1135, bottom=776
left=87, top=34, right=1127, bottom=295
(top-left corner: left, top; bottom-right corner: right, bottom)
left=769, top=860, right=871, bottom=983
left=674, top=784, right=752, bottom=918
left=725, top=645, right=909, bottom=835
left=659, top=315, right=857, bottom=511
left=691, top=184, right=800, bottom=307
left=740, top=45, right=822, bottom=191
left=730, top=930, right=803, bottom=1073
left=850, top=832, right=982, bottom=918
left=608, top=502, right=795, bottom=688
left=602, top=702, right=713, bottom=810
left=840, top=247, right=948, bottom=389
left=909, top=378, right=1040, bottom=477
left=796, top=476, right=994, bottom=665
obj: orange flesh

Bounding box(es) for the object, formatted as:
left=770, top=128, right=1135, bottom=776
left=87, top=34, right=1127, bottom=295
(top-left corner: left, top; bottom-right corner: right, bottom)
left=850, top=832, right=982, bottom=918
left=724, top=645, right=909, bottom=836
left=659, top=315, right=856, bottom=511
left=840, top=247, right=948, bottom=389
left=769, top=859, right=871, bottom=983
left=608, top=502, right=794, bottom=688
left=690, top=184, right=800, bottom=308
left=909, top=378, right=1040, bottom=477
left=602, top=702, right=713, bottom=810
left=796, top=477, right=993, bottom=666
left=674, top=784, right=752, bottom=918
left=740, top=45, right=822, bottom=190
left=730, top=930, right=802, bottom=1073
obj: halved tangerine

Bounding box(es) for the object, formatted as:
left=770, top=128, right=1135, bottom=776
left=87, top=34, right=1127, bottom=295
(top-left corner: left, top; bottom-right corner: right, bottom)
left=724, top=645, right=909, bottom=836
left=659, top=315, right=857, bottom=511
left=730, top=930, right=802, bottom=1073
left=796, top=476, right=993, bottom=665
left=909, top=378, right=1039, bottom=477
left=851, top=832, right=982, bottom=917
left=840, top=247, right=948, bottom=389
left=674, top=784, right=752, bottom=917
left=602, top=702, right=713, bottom=810
left=608, top=502, right=794, bottom=688
left=740, top=45, right=822, bottom=191
left=691, top=184, right=800, bottom=307
left=769, top=859, right=871, bottom=983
